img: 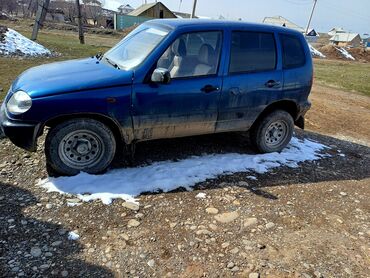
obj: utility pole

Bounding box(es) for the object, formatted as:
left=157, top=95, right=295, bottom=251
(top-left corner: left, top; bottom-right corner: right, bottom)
left=305, top=0, right=317, bottom=35
left=31, top=0, right=50, bottom=41
left=191, top=0, right=197, bottom=18
left=75, top=0, right=85, bottom=44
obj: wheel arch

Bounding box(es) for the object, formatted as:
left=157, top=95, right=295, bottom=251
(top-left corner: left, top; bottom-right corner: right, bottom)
left=44, top=113, right=125, bottom=146
left=251, top=100, right=300, bottom=130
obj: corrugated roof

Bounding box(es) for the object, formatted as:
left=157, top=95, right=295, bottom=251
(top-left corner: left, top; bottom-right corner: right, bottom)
left=263, top=16, right=304, bottom=33
left=128, top=3, right=157, bottom=16
left=330, top=33, right=360, bottom=42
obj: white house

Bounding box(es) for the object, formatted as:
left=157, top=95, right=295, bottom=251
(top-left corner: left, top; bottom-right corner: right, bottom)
left=328, top=27, right=345, bottom=36
left=263, top=16, right=305, bottom=33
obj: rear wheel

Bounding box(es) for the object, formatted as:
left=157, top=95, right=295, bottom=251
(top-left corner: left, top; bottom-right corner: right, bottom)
left=250, top=110, right=294, bottom=153
left=45, top=118, right=116, bottom=176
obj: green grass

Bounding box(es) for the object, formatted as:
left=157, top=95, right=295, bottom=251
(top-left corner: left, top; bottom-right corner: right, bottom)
left=0, top=20, right=120, bottom=100
left=313, top=59, right=370, bottom=97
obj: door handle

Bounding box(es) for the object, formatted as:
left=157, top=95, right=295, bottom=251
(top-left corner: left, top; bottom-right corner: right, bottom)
left=265, top=80, right=281, bottom=88
left=201, top=85, right=219, bottom=93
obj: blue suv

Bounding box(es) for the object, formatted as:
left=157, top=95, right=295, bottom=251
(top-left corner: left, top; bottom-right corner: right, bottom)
left=0, top=19, right=312, bottom=176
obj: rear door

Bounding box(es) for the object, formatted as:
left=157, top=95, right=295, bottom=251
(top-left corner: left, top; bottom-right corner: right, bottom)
left=217, top=30, right=283, bottom=132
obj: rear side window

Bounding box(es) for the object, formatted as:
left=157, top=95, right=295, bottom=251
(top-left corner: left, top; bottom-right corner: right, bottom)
left=280, top=34, right=306, bottom=69
left=229, top=31, right=276, bottom=73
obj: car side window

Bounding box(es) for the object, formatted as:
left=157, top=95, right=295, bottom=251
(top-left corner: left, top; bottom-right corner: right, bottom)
left=156, top=31, right=222, bottom=79
left=280, top=34, right=306, bottom=69
left=229, top=31, right=276, bottom=74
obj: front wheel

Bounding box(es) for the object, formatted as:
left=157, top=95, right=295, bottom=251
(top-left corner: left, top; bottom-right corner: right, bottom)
left=250, top=110, right=294, bottom=153
left=45, top=118, right=116, bottom=176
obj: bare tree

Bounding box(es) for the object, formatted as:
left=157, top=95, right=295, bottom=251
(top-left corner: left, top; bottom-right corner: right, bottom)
left=83, top=0, right=102, bottom=26
left=0, top=0, right=18, bottom=14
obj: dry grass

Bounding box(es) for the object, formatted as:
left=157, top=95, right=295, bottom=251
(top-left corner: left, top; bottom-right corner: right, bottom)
left=313, top=59, right=370, bottom=97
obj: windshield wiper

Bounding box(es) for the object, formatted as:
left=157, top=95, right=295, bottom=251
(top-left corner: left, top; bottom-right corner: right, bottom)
left=95, top=52, right=103, bottom=60
left=104, top=57, right=120, bottom=70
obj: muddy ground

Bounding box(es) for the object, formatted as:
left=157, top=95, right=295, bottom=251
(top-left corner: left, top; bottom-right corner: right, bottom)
left=0, top=84, right=369, bottom=278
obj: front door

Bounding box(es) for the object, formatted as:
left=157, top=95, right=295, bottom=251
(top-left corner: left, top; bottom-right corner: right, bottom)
left=217, top=30, right=283, bottom=132
left=132, top=31, right=223, bottom=140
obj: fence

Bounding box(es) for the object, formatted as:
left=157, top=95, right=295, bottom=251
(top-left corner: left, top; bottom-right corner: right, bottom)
left=114, top=14, right=151, bottom=30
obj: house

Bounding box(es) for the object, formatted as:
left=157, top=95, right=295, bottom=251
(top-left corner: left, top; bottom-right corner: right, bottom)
left=328, top=27, right=345, bottom=36
left=330, top=32, right=362, bottom=47
left=45, top=8, right=65, bottom=22
left=263, top=16, right=305, bottom=33
left=305, top=28, right=319, bottom=43
left=118, top=4, right=134, bottom=14
left=363, top=37, right=370, bottom=49
left=99, top=0, right=127, bottom=14
left=128, top=2, right=176, bottom=19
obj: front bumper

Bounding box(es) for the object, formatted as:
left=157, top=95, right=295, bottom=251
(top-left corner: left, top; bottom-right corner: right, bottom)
left=0, top=102, right=41, bottom=152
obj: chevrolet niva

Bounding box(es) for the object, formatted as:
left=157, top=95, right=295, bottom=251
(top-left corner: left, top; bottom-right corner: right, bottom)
left=0, top=19, right=312, bottom=176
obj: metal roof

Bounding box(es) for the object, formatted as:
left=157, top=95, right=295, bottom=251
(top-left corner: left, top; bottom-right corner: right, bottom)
left=128, top=3, right=157, bottom=16
left=330, top=33, right=360, bottom=42
left=263, top=16, right=304, bottom=33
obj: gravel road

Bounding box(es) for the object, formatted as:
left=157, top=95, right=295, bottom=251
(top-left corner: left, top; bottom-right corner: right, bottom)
left=1, top=128, right=369, bottom=277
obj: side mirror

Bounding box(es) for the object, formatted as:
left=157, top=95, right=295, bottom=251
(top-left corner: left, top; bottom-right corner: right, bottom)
left=151, top=68, right=171, bottom=84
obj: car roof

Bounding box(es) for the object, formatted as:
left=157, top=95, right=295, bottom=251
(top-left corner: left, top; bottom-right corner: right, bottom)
left=146, top=19, right=302, bottom=35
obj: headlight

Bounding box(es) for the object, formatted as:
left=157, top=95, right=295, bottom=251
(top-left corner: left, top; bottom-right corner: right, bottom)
left=6, top=91, right=32, bottom=115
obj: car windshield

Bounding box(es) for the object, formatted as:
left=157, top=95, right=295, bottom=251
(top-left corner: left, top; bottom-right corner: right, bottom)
left=103, top=26, right=169, bottom=70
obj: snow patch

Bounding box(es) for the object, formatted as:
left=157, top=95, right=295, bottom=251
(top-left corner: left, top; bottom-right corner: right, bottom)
left=195, top=192, right=207, bottom=199
left=67, top=231, right=80, bottom=241
left=309, top=44, right=326, bottom=58
left=39, top=137, right=329, bottom=205
left=246, top=175, right=257, bottom=180
left=0, top=28, right=51, bottom=57
left=335, top=47, right=355, bottom=60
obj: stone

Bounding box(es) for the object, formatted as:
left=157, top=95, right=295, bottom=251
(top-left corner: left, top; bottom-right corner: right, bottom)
left=230, top=247, right=239, bottom=254
left=221, top=242, right=230, bottom=248
left=39, top=264, right=49, bottom=269
left=51, top=241, right=62, bottom=247
left=265, top=222, right=275, bottom=229
left=128, top=219, right=141, bottom=227
left=196, top=229, right=212, bottom=236
left=30, top=247, right=42, bottom=257
left=226, top=262, right=235, bottom=269
left=339, top=192, right=347, bottom=196
left=45, top=252, right=53, bottom=257
left=45, top=203, right=53, bottom=209
left=206, top=207, right=219, bottom=214
left=231, top=266, right=239, bottom=272
left=249, top=273, right=259, bottom=278
left=61, top=270, right=68, bottom=277
left=58, top=229, right=67, bottom=235
left=147, top=259, right=155, bottom=267
left=120, top=233, right=129, bottom=241
left=214, top=211, right=239, bottom=223
left=169, top=222, right=177, bottom=228
left=122, top=202, right=140, bottom=211
left=244, top=217, right=258, bottom=227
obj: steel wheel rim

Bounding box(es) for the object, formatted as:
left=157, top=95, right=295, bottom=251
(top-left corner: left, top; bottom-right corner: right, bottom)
left=264, top=120, right=288, bottom=147
left=58, top=129, right=105, bottom=169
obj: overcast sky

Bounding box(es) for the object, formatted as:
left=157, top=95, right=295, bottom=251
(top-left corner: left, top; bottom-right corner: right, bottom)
left=127, top=0, right=370, bottom=35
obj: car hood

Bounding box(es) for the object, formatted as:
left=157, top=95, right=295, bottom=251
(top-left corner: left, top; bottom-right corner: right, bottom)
left=11, top=58, right=133, bottom=98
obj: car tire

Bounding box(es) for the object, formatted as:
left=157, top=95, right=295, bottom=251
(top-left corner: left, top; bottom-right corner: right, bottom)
left=45, top=118, right=116, bottom=176
left=250, top=110, right=294, bottom=153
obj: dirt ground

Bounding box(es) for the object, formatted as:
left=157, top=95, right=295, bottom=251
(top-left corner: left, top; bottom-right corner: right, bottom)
left=0, top=84, right=369, bottom=278
left=307, top=84, right=370, bottom=146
